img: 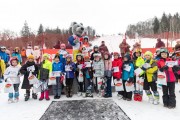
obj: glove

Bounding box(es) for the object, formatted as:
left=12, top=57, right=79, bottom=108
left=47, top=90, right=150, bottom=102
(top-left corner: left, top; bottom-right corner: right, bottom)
left=160, top=65, right=169, bottom=72
left=173, top=65, right=180, bottom=71
left=127, top=77, right=134, bottom=83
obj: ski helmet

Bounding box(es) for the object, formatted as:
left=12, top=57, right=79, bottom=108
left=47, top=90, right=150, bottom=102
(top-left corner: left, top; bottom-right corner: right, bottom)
left=76, top=53, right=83, bottom=60
left=10, top=57, right=19, bottom=65
left=83, top=36, right=89, bottom=40
left=159, top=48, right=169, bottom=57
left=124, top=53, right=131, bottom=61
left=93, top=53, right=101, bottom=58
left=66, top=54, right=72, bottom=60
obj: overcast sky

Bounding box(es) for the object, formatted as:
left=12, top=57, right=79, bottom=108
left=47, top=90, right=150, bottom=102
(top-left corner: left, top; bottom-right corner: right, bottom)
left=0, top=0, right=180, bottom=35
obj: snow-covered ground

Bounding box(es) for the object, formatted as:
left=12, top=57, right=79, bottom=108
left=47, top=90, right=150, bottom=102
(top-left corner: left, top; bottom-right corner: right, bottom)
left=0, top=36, right=180, bottom=120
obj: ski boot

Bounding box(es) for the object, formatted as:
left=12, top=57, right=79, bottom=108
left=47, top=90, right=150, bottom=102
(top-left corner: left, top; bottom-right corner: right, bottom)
left=148, top=95, right=154, bottom=104
left=137, top=94, right=142, bottom=102
left=39, top=92, right=44, bottom=101
left=45, top=90, right=50, bottom=101
left=133, top=94, right=138, bottom=101
left=24, top=93, right=30, bottom=101
left=14, top=97, right=19, bottom=103
left=8, top=98, right=13, bottom=104
left=32, top=93, right=38, bottom=100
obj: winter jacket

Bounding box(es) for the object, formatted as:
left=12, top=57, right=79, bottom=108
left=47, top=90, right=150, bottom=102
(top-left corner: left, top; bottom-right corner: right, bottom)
left=75, top=61, right=84, bottom=77
left=59, top=49, right=68, bottom=65
left=104, top=59, right=112, bottom=77
left=52, top=62, right=63, bottom=72
left=93, top=59, right=104, bottom=77
left=157, top=58, right=176, bottom=82
left=99, top=44, right=109, bottom=57
left=90, top=51, right=99, bottom=61
left=122, top=62, right=134, bottom=81
left=26, top=48, right=34, bottom=57
left=33, top=50, right=41, bottom=59
left=4, top=65, right=21, bottom=84
left=11, top=52, right=22, bottom=64
left=143, top=59, right=158, bottom=82
left=119, top=42, right=130, bottom=54
left=39, top=60, right=52, bottom=80
left=20, top=61, right=39, bottom=89
left=155, top=41, right=165, bottom=48
left=0, top=60, right=6, bottom=78
left=0, top=51, right=8, bottom=63
left=65, top=62, right=76, bottom=79
left=134, top=57, right=145, bottom=69
left=112, top=58, right=123, bottom=79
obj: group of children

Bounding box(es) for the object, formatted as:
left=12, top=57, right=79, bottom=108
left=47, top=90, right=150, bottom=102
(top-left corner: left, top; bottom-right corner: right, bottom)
left=1, top=38, right=180, bottom=109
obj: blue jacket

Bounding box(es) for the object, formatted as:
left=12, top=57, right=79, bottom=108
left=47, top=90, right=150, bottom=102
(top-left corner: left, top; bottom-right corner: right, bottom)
left=11, top=52, right=22, bottom=63
left=68, top=36, right=76, bottom=46
left=58, top=50, right=68, bottom=71
left=52, top=62, right=63, bottom=72
left=122, top=62, right=134, bottom=81
left=65, top=62, right=76, bottom=79
left=0, top=51, right=8, bottom=63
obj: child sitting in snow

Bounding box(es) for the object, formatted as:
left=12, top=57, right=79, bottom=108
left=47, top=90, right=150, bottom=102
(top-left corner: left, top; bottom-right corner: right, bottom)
left=4, top=57, right=21, bottom=103
left=64, top=54, right=76, bottom=98
left=142, top=51, right=159, bottom=105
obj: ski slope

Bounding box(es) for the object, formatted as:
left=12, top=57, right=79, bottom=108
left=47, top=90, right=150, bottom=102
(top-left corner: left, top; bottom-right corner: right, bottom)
left=0, top=36, right=180, bottom=120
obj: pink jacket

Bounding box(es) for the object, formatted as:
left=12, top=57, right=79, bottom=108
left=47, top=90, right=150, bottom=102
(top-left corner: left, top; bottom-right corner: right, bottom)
left=157, top=58, right=176, bottom=82
left=104, top=59, right=112, bottom=71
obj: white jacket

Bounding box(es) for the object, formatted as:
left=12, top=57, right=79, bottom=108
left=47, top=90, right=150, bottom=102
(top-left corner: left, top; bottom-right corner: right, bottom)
left=4, top=65, right=21, bottom=84
left=33, top=50, right=41, bottom=59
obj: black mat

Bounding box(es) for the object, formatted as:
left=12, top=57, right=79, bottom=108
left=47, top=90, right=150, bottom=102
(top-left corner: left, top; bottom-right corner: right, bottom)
left=40, top=99, right=131, bottom=120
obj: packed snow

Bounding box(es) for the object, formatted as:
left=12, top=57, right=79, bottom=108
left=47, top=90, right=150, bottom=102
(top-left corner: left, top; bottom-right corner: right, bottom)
left=0, top=36, right=180, bottom=120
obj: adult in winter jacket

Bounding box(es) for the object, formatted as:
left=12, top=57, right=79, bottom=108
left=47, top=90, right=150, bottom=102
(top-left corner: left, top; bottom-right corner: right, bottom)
left=11, top=47, right=22, bottom=64
left=39, top=54, right=52, bottom=101
left=142, top=51, right=159, bottom=105
left=119, top=39, right=130, bottom=57
left=103, top=52, right=112, bottom=98
left=20, top=55, right=39, bottom=101
left=155, top=38, right=165, bottom=48
left=21, top=47, right=27, bottom=65
left=64, top=54, right=76, bottom=97
left=157, top=48, right=176, bottom=109
left=99, top=41, right=109, bottom=58
left=0, top=46, right=8, bottom=64
left=33, top=46, right=41, bottom=64
left=120, top=54, right=134, bottom=101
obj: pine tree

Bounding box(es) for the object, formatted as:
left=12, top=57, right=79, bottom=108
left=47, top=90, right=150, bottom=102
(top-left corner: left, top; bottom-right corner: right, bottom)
left=38, top=24, right=44, bottom=35
left=160, top=13, right=169, bottom=32
left=153, top=17, right=160, bottom=34
left=21, top=21, right=30, bottom=37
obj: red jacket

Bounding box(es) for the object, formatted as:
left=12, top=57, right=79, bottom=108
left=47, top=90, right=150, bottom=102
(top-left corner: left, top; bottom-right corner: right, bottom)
left=157, top=58, right=176, bottom=82
left=112, top=58, right=123, bottom=79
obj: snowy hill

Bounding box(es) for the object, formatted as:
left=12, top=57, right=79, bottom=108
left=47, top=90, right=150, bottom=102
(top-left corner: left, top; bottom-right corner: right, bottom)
left=0, top=36, right=180, bottom=120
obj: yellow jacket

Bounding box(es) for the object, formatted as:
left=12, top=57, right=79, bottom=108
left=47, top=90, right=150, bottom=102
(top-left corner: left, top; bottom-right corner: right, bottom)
left=135, top=57, right=145, bottom=67
left=0, top=59, right=6, bottom=76
left=145, top=59, right=158, bottom=82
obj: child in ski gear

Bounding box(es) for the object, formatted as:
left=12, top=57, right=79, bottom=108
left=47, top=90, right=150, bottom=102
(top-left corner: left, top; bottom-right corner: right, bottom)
left=90, top=45, right=100, bottom=61
left=112, top=52, right=123, bottom=99
left=20, top=55, right=39, bottom=101
left=79, top=36, right=92, bottom=57
left=133, top=48, right=145, bottom=101
left=59, top=43, right=69, bottom=71
left=142, top=51, right=159, bottom=105
left=65, top=54, right=76, bottom=97
left=11, top=47, right=22, bottom=64
left=52, top=54, right=63, bottom=99
left=4, top=57, right=21, bottom=103
left=83, top=56, right=93, bottom=97
left=103, top=52, right=112, bottom=98
left=75, top=53, right=85, bottom=97
left=0, top=46, right=9, bottom=66
left=120, top=54, right=134, bottom=101
left=92, top=53, right=104, bottom=97
left=157, top=48, right=176, bottom=108
left=0, top=57, right=5, bottom=83
left=39, top=54, right=52, bottom=101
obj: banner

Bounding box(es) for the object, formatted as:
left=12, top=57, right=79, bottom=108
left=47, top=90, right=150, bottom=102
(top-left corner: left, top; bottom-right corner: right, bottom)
left=42, top=49, right=73, bottom=61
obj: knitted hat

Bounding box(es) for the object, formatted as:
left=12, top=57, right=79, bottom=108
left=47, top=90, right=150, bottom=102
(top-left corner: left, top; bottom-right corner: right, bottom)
left=28, top=55, right=34, bottom=59
left=144, top=51, right=153, bottom=58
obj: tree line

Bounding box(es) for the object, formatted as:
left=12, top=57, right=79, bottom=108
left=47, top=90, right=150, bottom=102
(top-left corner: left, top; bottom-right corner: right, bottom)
left=126, top=12, right=180, bottom=39
left=0, top=21, right=96, bottom=49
